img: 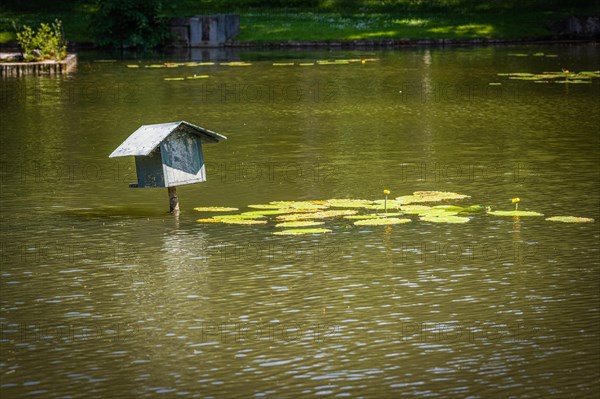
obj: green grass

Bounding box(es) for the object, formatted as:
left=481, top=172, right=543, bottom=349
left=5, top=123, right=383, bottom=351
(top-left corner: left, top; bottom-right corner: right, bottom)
left=233, top=10, right=563, bottom=41
left=0, top=2, right=597, bottom=45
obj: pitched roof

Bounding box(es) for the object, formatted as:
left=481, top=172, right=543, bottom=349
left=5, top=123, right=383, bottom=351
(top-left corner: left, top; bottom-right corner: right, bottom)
left=109, top=121, right=227, bottom=158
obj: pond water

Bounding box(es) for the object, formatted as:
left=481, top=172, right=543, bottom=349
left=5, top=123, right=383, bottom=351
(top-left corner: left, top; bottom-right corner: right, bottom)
left=1, top=45, right=599, bottom=398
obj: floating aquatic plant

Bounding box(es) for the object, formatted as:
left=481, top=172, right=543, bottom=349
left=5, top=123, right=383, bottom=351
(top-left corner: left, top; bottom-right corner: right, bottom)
left=399, top=205, right=433, bottom=213
left=269, top=201, right=328, bottom=210
left=186, top=75, right=209, bottom=79
left=497, top=70, right=599, bottom=83
left=316, top=60, right=350, bottom=65
left=242, top=210, right=292, bottom=216
left=273, top=228, right=331, bottom=235
left=458, top=205, right=485, bottom=214
left=487, top=210, right=544, bottom=217
left=213, top=214, right=265, bottom=220
left=164, top=77, right=185, bottom=81
left=275, top=221, right=325, bottom=228
left=432, top=205, right=464, bottom=212
left=325, top=199, right=372, bottom=208
left=414, top=209, right=459, bottom=217
left=545, top=216, right=594, bottom=223
left=511, top=197, right=520, bottom=211
left=247, top=204, right=286, bottom=209
left=365, top=201, right=402, bottom=210
left=197, top=218, right=267, bottom=225
left=215, top=219, right=267, bottom=225
left=353, top=218, right=411, bottom=226
left=276, top=209, right=358, bottom=221
left=383, top=189, right=391, bottom=212
left=419, top=215, right=470, bottom=224
left=396, top=191, right=470, bottom=204
left=273, top=62, right=294, bottom=66
left=343, top=212, right=404, bottom=220
left=220, top=62, right=252, bottom=66
left=343, top=214, right=385, bottom=220
left=193, top=207, right=239, bottom=212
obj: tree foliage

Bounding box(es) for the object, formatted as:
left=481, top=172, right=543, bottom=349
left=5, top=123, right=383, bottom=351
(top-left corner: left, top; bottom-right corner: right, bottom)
left=90, top=0, right=171, bottom=48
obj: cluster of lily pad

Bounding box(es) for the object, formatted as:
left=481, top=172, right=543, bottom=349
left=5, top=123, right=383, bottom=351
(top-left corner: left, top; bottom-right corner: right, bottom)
left=507, top=53, right=558, bottom=58
left=125, top=58, right=379, bottom=81
left=126, top=61, right=252, bottom=69
left=126, top=58, right=378, bottom=70
left=495, top=70, right=599, bottom=84
left=194, top=191, right=594, bottom=235
left=273, top=58, right=378, bottom=66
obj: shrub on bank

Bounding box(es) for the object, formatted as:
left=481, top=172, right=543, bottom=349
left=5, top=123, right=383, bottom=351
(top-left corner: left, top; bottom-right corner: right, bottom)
left=16, top=19, right=67, bottom=62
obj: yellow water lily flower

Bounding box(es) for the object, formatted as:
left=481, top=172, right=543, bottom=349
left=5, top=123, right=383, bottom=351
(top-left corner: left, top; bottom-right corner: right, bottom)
left=383, top=189, right=391, bottom=195
left=511, top=197, right=520, bottom=210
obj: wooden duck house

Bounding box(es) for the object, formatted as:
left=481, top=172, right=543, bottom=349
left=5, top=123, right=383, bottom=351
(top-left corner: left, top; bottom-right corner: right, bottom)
left=109, top=121, right=227, bottom=213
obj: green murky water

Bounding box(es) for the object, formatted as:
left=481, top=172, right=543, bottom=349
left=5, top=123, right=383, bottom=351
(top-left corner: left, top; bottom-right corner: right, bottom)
left=1, top=45, right=599, bottom=398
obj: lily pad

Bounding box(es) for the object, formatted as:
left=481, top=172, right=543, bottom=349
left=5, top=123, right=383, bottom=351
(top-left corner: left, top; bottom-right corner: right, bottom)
left=458, top=205, right=486, bottom=214
left=269, top=201, right=329, bottom=210
left=126, top=64, right=140, bottom=68
left=354, top=218, right=411, bottom=226
left=164, top=77, right=185, bottom=81
left=276, top=209, right=357, bottom=221
left=487, top=210, right=544, bottom=217
left=555, top=80, right=591, bottom=84
left=186, top=75, right=209, bottom=79
left=193, top=207, right=239, bottom=212
left=273, top=228, right=331, bottom=235
left=376, top=212, right=404, bottom=217
left=498, top=70, right=599, bottom=83
left=275, top=221, right=325, bottom=228
left=273, top=62, right=294, bottom=66
left=432, top=205, right=464, bottom=212
left=216, top=219, right=267, bottom=225
left=343, top=214, right=385, bottom=220
left=545, top=216, right=594, bottom=223
left=220, top=62, right=252, bottom=66
left=247, top=204, right=286, bottom=209
left=196, top=218, right=266, bottom=225
left=212, top=214, right=265, bottom=220
left=396, top=191, right=470, bottom=204
left=365, top=200, right=403, bottom=210
left=399, top=205, right=432, bottom=213
left=241, top=210, right=292, bottom=216
left=415, top=209, right=459, bottom=217
left=420, top=215, right=470, bottom=224
left=316, top=60, right=350, bottom=65
left=326, top=199, right=373, bottom=208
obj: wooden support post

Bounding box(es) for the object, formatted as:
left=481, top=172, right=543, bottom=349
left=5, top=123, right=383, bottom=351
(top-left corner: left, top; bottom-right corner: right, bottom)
left=168, top=187, right=180, bottom=214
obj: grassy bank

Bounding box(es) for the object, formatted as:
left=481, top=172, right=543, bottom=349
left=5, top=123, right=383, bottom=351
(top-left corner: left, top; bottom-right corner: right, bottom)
left=1, top=1, right=598, bottom=45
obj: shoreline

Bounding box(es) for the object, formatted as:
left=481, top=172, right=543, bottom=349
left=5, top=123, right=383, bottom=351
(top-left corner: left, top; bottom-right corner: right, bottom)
left=224, top=37, right=599, bottom=48
left=0, top=37, right=597, bottom=53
